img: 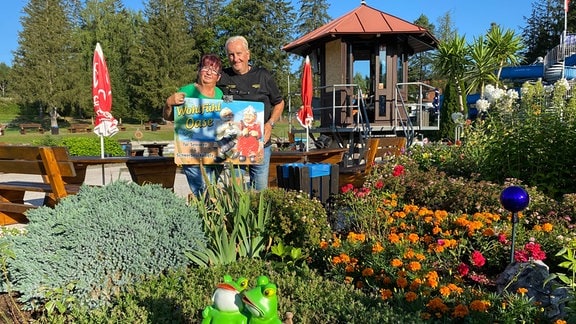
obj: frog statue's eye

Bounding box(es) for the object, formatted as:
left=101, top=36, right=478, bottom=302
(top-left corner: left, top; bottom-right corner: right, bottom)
left=263, top=287, right=276, bottom=298
left=238, top=278, right=249, bottom=290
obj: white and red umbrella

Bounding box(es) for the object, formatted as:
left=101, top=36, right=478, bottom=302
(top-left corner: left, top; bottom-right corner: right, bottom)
left=93, top=42, right=119, bottom=184
left=93, top=42, right=119, bottom=145
left=297, top=55, right=314, bottom=151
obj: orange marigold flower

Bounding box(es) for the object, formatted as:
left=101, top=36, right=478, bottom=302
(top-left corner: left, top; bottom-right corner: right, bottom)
left=403, top=249, right=415, bottom=259
left=388, top=233, right=401, bottom=244
left=355, top=281, right=364, bottom=289
left=469, top=300, right=490, bottom=312
left=380, top=288, right=393, bottom=300
left=405, top=291, right=418, bottom=302
left=372, top=242, right=384, bottom=253
left=340, top=253, right=350, bottom=263
left=482, top=228, right=495, bottom=236
left=452, top=304, right=469, bottom=318
left=381, top=275, right=392, bottom=285
left=407, top=233, right=419, bottom=244
left=517, top=287, right=528, bottom=296
left=554, top=320, right=567, bottom=324
left=396, top=277, right=408, bottom=289
left=533, top=224, right=542, bottom=232
left=319, top=241, right=329, bottom=249
left=345, top=264, right=355, bottom=273
left=362, top=267, right=375, bottom=277
left=542, top=222, right=553, bottom=232
left=344, top=276, right=353, bottom=285
left=415, top=253, right=426, bottom=261
left=407, top=261, right=421, bottom=272
left=432, top=225, right=442, bottom=235
left=439, top=285, right=451, bottom=297
left=332, top=256, right=342, bottom=264
left=447, top=283, right=463, bottom=295
left=427, top=297, right=449, bottom=313
left=391, top=258, right=403, bottom=267
left=410, top=278, right=422, bottom=291
left=331, top=240, right=341, bottom=248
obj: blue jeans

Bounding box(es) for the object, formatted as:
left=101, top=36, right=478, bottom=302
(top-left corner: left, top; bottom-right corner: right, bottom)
left=182, top=164, right=223, bottom=197
left=236, top=145, right=271, bottom=191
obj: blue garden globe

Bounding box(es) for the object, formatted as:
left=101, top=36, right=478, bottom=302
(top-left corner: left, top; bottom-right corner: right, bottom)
left=500, top=186, right=530, bottom=212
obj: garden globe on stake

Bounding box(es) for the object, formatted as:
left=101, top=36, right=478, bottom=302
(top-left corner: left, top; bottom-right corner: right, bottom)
left=500, top=186, right=530, bottom=263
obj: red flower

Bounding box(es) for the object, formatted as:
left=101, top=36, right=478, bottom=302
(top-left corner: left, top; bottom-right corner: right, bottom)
left=374, top=180, right=384, bottom=189
left=392, top=165, right=405, bottom=177
left=498, top=233, right=508, bottom=244
left=514, top=242, right=546, bottom=262
left=457, top=262, right=469, bottom=276
left=470, top=251, right=486, bottom=267
left=341, top=183, right=354, bottom=193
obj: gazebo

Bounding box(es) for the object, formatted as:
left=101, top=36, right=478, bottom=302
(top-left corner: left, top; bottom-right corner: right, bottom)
left=283, top=0, right=439, bottom=146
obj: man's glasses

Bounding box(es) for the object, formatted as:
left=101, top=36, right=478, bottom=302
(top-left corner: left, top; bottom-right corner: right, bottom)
left=200, top=66, right=220, bottom=75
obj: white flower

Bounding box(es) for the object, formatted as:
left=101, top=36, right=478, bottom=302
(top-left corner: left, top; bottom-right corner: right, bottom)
left=476, top=99, right=490, bottom=112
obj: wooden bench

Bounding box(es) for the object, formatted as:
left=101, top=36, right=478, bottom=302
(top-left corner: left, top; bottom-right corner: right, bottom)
left=19, top=123, right=44, bottom=134
left=0, top=145, right=81, bottom=225
left=339, top=137, right=406, bottom=188
left=68, top=123, right=92, bottom=133
left=144, top=122, right=161, bottom=131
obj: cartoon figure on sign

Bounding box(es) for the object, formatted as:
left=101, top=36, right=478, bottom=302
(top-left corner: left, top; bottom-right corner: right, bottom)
left=214, top=107, right=240, bottom=163
left=237, top=105, right=262, bottom=163
left=242, top=276, right=281, bottom=324
left=202, top=275, right=249, bottom=324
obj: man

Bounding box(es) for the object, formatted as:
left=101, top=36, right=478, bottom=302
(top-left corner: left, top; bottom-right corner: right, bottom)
left=218, top=36, right=285, bottom=190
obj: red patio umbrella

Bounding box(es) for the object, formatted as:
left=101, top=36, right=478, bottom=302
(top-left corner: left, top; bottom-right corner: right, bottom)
left=297, top=55, right=314, bottom=151
left=93, top=42, right=119, bottom=143
left=93, top=42, right=119, bottom=184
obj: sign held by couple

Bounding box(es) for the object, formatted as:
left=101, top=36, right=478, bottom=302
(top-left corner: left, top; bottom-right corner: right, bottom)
left=173, top=98, right=265, bottom=165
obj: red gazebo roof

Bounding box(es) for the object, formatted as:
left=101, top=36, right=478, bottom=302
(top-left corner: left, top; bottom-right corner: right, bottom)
left=283, top=2, right=438, bottom=55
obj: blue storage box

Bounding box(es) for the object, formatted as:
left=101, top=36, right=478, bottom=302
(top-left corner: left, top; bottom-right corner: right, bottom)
left=277, top=163, right=339, bottom=205
left=281, top=163, right=331, bottom=178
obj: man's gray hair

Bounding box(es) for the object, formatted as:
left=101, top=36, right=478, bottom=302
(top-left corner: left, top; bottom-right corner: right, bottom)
left=225, top=36, right=250, bottom=51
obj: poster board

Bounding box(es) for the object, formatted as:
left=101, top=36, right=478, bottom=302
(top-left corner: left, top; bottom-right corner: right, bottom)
left=173, top=98, right=265, bottom=165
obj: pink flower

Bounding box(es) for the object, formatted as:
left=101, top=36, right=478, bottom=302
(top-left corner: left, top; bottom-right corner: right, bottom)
left=392, top=165, right=405, bottom=177
left=457, top=263, right=469, bottom=276
left=515, top=242, right=546, bottom=262
left=470, top=251, right=486, bottom=267
left=498, top=233, right=508, bottom=244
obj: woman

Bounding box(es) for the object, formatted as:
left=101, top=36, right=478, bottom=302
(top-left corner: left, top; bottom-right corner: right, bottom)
left=164, top=54, right=224, bottom=197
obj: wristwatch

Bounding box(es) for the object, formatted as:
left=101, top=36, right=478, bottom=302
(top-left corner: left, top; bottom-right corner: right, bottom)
left=268, top=121, right=275, bottom=128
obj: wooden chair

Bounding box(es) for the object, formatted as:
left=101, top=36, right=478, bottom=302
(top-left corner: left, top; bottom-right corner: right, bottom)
left=0, top=145, right=80, bottom=224
left=338, top=137, right=406, bottom=188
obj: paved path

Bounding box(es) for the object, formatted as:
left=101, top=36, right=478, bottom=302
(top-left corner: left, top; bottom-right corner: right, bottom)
left=5, top=163, right=191, bottom=207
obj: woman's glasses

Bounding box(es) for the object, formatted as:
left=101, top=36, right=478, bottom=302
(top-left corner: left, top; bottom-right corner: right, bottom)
left=200, top=66, right=221, bottom=75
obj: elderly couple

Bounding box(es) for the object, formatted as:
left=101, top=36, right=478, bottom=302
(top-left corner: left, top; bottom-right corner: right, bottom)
left=164, top=36, right=285, bottom=197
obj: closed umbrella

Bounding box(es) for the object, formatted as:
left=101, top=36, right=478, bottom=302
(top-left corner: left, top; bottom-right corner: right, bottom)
left=296, top=55, right=314, bottom=151
left=93, top=42, right=119, bottom=184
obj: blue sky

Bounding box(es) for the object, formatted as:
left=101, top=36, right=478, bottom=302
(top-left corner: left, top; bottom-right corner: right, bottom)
left=0, top=0, right=536, bottom=66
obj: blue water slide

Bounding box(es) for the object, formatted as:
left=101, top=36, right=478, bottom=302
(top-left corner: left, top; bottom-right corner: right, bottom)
left=499, top=65, right=544, bottom=80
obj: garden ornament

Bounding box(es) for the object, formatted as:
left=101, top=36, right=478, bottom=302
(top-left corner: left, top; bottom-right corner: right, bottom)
left=500, top=186, right=530, bottom=263
left=202, top=275, right=250, bottom=324
left=242, top=275, right=282, bottom=324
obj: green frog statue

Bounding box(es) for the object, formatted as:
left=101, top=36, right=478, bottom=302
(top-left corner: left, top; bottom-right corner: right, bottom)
left=202, top=275, right=250, bottom=324
left=242, top=276, right=282, bottom=324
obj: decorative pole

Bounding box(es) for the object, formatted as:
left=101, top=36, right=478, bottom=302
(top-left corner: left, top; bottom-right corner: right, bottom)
left=499, top=186, right=530, bottom=264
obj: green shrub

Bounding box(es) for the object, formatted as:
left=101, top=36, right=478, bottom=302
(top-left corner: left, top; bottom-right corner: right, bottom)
left=262, top=188, right=332, bottom=250
left=4, top=181, right=205, bottom=309
left=33, top=135, right=125, bottom=156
